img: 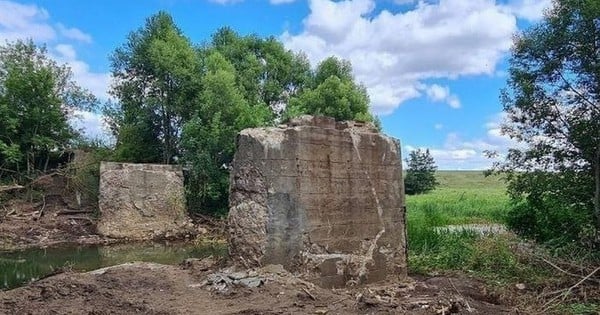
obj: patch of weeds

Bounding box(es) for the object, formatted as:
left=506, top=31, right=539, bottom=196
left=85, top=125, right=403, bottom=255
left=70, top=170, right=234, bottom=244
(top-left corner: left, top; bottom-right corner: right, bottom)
left=558, top=303, right=600, bottom=315
left=467, top=235, right=555, bottom=287
left=408, top=226, right=479, bottom=274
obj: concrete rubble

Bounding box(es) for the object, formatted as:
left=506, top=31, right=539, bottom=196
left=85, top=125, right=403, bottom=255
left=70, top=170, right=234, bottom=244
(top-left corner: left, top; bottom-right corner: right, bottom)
left=228, top=115, right=407, bottom=288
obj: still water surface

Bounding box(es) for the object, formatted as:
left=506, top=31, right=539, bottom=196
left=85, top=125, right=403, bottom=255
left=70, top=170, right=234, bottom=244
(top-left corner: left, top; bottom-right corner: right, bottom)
left=0, top=242, right=226, bottom=290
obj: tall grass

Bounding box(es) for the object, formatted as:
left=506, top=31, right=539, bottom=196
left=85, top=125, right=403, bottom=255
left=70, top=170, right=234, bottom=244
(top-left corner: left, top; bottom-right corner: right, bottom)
left=406, top=170, right=517, bottom=276
left=405, top=171, right=599, bottom=314
left=406, top=171, right=509, bottom=258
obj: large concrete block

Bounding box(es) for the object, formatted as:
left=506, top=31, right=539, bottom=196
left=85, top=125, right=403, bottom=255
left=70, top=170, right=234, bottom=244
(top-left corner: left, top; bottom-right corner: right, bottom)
left=228, top=115, right=407, bottom=287
left=98, top=162, right=191, bottom=240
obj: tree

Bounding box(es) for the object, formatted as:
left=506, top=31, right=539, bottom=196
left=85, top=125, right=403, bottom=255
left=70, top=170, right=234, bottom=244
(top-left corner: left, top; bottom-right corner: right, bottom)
left=285, top=56, right=376, bottom=123
left=108, top=11, right=201, bottom=164
left=181, top=52, right=270, bottom=214
left=498, top=0, right=600, bottom=243
left=404, top=149, right=438, bottom=195
left=209, top=27, right=312, bottom=118
left=0, top=40, right=95, bottom=181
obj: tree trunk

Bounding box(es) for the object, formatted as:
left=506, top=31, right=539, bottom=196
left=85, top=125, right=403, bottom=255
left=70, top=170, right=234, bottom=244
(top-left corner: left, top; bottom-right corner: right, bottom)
left=595, top=147, right=600, bottom=229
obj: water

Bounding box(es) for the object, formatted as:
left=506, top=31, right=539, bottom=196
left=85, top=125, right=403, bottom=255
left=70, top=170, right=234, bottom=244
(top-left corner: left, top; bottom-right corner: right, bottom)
left=0, top=242, right=227, bottom=290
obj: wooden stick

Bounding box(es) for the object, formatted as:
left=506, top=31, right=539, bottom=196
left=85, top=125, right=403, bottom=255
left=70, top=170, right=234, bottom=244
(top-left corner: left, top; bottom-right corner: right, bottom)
left=543, top=266, right=600, bottom=312
left=57, top=209, right=94, bottom=215
left=0, top=184, right=25, bottom=192
left=560, top=267, right=600, bottom=303
left=538, top=255, right=600, bottom=284
left=36, top=195, right=46, bottom=220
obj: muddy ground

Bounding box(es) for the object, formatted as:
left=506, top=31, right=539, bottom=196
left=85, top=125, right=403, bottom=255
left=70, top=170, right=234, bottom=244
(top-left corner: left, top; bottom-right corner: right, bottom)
left=0, top=196, right=112, bottom=251
left=0, top=259, right=513, bottom=315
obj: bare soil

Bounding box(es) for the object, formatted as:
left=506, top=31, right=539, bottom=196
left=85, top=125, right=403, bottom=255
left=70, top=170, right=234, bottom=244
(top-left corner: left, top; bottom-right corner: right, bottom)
left=0, top=196, right=113, bottom=251
left=0, top=259, right=514, bottom=315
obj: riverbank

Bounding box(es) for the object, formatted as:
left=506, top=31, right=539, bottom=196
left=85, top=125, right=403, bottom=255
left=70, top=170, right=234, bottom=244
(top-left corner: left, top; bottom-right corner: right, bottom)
left=0, top=260, right=511, bottom=315
left=0, top=196, right=112, bottom=251
left=0, top=195, right=221, bottom=252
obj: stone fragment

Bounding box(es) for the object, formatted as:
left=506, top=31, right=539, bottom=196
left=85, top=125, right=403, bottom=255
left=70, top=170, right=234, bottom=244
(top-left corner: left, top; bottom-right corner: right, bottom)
left=228, top=115, right=407, bottom=288
left=97, top=162, right=191, bottom=240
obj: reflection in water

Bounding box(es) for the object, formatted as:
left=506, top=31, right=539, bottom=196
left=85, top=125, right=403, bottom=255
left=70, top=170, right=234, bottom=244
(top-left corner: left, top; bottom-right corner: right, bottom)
left=0, top=242, right=226, bottom=290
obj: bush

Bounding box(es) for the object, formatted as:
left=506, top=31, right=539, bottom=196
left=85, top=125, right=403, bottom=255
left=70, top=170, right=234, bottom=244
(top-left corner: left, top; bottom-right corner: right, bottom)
left=504, top=171, right=599, bottom=249
left=405, top=149, right=438, bottom=195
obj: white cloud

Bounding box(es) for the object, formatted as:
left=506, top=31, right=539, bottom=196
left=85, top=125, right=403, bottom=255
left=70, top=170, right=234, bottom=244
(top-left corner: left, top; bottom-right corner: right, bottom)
left=0, top=1, right=111, bottom=101
left=56, top=23, right=92, bottom=43
left=434, top=123, right=443, bottom=130
left=282, top=0, right=520, bottom=114
left=502, top=0, right=551, bottom=22
left=0, top=0, right=55, bottom=42
left=70, top=110, right=110, bottom=141
left=405, top=113, right=522, bottom=169
left=425, top=84, right=461, bottom=109
left=53, top=44, right=111, bottom=100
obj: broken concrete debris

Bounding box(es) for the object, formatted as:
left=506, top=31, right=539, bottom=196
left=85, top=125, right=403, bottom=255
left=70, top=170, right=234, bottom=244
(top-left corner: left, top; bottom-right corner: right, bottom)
left=228, top=115, right=407, bottom=288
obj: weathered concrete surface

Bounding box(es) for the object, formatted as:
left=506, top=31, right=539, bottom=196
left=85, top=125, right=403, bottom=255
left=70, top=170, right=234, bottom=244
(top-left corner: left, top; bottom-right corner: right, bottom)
left=97, top=162, right=192, bottom=240
left=228, top=115, right=407, bottom=287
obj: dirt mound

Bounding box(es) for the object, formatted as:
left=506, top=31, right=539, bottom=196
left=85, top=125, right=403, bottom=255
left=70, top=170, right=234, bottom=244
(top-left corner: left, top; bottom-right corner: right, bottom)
left=0, top=260, right=511, bottom=314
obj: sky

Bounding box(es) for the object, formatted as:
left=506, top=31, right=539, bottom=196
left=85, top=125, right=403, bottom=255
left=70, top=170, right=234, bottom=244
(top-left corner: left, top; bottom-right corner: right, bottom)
left=0, top=0, right=552, bottom=169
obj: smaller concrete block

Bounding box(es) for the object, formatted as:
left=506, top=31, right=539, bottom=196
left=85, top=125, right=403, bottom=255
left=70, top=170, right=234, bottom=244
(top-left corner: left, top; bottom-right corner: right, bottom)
left=97, top=162, right=191, bottom=240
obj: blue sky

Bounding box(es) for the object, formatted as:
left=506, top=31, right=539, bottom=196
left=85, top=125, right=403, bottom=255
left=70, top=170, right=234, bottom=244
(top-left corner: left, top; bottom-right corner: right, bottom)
left=0, top=0, right=550, bottom=169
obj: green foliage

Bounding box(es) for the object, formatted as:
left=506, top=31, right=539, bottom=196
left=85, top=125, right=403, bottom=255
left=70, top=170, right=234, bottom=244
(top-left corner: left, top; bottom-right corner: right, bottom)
left=108, top=14, right=379, bottom=215
left=181, top=52, right=270, bottom=214
left=406, top=175, right=551, bottom=287
left=209, top=27, right=312, bottom=116
left=505, top=171, right=596, bottom=247
left=108, top=11, right=201, bottom=164
left=404, top=149, right=438, bottom=195
left=499, top=0, right=600, bottom=245
left=285, top=56, right=374, bottom=123
left=0, top=40, right=96, bottom=181
left=68, top=139, right=114, bottom=210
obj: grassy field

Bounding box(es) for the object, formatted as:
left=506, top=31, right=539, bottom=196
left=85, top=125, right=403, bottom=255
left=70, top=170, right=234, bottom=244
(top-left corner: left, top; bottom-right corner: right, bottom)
left=406, top=171, right=515, bottom=274
left=406, top=170, right=509, bottom=226
left=405, top=171, right=600, bottom=314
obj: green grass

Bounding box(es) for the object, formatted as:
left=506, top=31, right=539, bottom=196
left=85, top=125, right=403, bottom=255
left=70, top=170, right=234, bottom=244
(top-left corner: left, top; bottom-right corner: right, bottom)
left=405, top=171, right=599, bottom=314
left=406, top=170, right=508, bottom=228
left=406, top=171, right=512, bottom=273
left=405, top=171, right=539, bottom=277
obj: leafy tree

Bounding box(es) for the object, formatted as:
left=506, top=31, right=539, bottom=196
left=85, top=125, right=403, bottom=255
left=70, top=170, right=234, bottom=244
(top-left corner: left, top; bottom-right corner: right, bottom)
left=108, top=11, right=201, bottom=164
left=0, top=40, right=95, bottom=181
left=404, top=149, right=438, bottom=195
left=498, top=0, right=600, bottom=243
left=181, top=52, right=270, bottom=214
left=209, top=27, right=312, bottom=118
left=285, top=56, right=375, bottom=123
left=106, top=13, right=379, bottom=215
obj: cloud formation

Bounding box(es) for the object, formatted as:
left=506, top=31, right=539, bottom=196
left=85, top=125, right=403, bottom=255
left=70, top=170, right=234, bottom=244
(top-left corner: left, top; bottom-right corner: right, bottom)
left=282, top=0, right=550, bottom=115
left=425, top=84, right=460, bottom=109
left=406, top=113, right=521, bottom=169
left=0, top=0, right=55, bottom=41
